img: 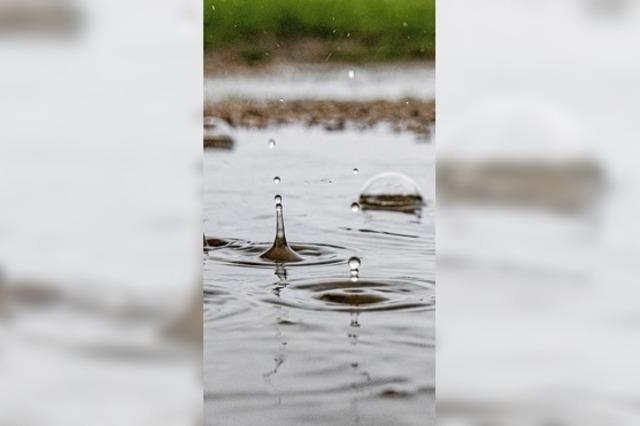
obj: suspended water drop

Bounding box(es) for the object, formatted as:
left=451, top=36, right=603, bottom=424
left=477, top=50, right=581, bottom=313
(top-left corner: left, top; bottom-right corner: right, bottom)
left=348, top=257, right=361, bottom=270
left=402, top=21, right=408, bottom=28
left=352, top=168, right=359, bottom=175
left=348, top=69, right=355, bottom=79
left=278, top=98, right=284, bottom=103
left=358, top=172, right=424, bottom=213
left=268, top=138, right=276, bottom=149
left=348, top=256, right=361, bottom=282
left=350, top=202, right=360, bottom=213
left=273, top=176, right=281, bottom=184
left=274, top=194, right=282, bottom=205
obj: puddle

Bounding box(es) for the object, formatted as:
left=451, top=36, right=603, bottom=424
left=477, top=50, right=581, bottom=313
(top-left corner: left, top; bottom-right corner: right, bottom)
left=204, top=124, right=434, bottom=424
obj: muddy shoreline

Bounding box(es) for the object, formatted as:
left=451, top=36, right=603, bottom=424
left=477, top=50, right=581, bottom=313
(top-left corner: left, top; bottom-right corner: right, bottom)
left=204, top=98, right=435, bottom=137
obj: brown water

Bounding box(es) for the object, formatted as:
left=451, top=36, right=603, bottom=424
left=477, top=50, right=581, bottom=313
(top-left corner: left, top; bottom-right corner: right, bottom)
left=204, top=125, right=434, bottom=425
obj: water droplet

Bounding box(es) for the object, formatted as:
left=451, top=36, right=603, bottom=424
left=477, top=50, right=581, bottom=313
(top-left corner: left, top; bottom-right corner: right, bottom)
left=274, top=194, right=282, bottom=205
left=260, top=201, right=303, bottom=262
left=348, top=69, right=355, bottom=79
left=278, top=98, right=284, bottom=103
left=268, top=138, right=276, bottom=149
left=352, top=168, right=359, bottom=175
left=273, top=176, right=281, bottom=184
left=403, top=21, right=408, bottom=27
left=351, top=202, right=360, bottom=212
left=348, top=257, right=361, bottom=270
left=346, top=32, right=351, bottom=38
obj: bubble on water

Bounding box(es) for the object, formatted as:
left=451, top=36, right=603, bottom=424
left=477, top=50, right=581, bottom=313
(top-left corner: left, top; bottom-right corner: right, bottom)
left=350, top=202, right=360, bottom=213
left=348, top=257, right=361, bottom=270
left=348, top=69, right=355, bottom=79
left=274, top=194, right=282, bottom=205
left=352, top=168, right=359, bottom=175
left=359, top=172, right=423, bottom=213
left=273, top=176, right=281, bottom=184
left=268, top=138, right=276, bottom=149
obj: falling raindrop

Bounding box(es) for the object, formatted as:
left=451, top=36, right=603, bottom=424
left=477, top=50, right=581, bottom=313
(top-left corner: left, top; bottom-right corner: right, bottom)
left=274, top=194, right=282, bottom=205
left=352, top=168, right=359, bottom=175
left=348, top=256, right=361, bottom=282
left=348, top=257, right=361, bottom=270
left=348, top=69, right=355, bottom=79
left=268, top=138, right=276, bottom=149
left=273, top=176, right=281, bottom=185
left=351, top=202, right=360, bottom=213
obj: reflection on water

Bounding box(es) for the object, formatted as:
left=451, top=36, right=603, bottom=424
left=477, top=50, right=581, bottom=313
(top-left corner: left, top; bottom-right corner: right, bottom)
left=204, top=126, right=434, bottom=425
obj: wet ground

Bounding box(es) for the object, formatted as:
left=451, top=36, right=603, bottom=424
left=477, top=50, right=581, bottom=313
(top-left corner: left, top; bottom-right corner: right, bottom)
left=204, top=122, right=434, bottom=425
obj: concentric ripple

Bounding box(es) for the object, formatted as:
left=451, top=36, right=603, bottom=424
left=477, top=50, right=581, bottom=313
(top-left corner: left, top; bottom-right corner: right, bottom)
left=263, top=278, right=435, bottom=312
left=205, top=238, right=351, bottom=267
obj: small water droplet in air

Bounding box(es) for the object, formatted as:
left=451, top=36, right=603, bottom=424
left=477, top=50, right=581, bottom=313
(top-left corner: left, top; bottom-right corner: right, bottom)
left=403, top=21, right=408, bottom=28
left=273, top=176, right=281, bottom=184
left=351, top=202, right=360, bottom=212
left=352, top=168, right=359, bottom=175
left=346, top=32, right=351, bottom=38
left=348, top=257, right=361, bottom=270
left=348, top=69, right=355, bottom=79
left=268, top=138, right=276, bottom=149
left=211, top=5, right=216, bottom=11
left=274, top=194, right=282, bottom=205
left=278, top=98, right=284, bottom=103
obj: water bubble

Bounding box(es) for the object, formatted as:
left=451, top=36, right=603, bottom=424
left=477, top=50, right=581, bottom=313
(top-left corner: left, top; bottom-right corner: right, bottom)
left=350, top=202, right=360, bottom=213
left=273, top=176, right=281, bottom=184
left=358, top=172, right=423, bottom=213
left=348, top=257, right=361, bottom=270
left=268, top=138, right=276, bottom=149
left=274, top=194, right=282, bottom=205
left=348, top=69, right=355, bottom=79
left=352, top=168, right=359, bottom=175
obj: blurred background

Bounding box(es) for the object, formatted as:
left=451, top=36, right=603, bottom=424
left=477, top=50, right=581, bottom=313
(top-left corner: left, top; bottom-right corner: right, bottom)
left=438, top=0, right=640, bottom=425
left=0, top=0, right=202, bottom=425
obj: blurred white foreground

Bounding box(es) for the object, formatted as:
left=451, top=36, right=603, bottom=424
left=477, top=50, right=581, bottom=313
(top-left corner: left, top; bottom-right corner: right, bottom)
left=0, top=1, right=202, bottom=424
left=438, top=0, right=640, bottom=424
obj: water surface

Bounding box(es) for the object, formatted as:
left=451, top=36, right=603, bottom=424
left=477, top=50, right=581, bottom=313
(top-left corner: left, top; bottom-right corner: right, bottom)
left=204, top=126, right=434, bottom=425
